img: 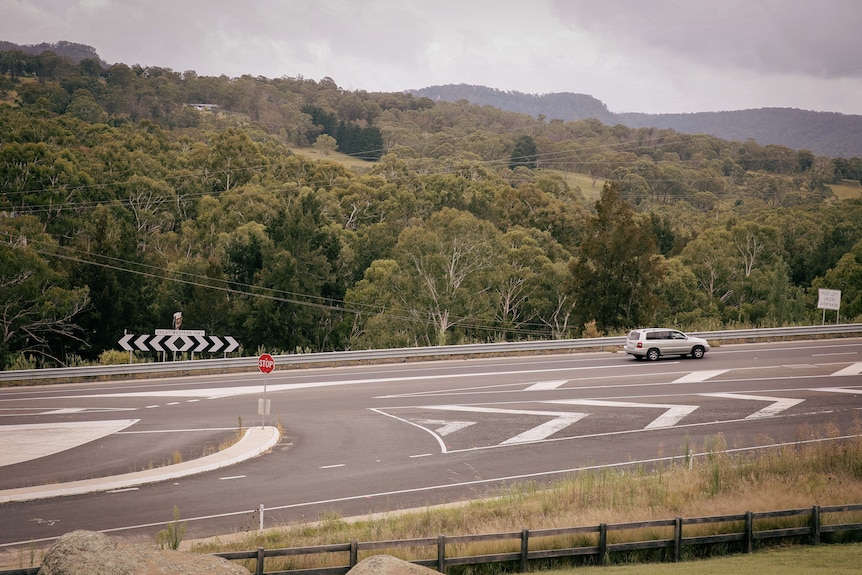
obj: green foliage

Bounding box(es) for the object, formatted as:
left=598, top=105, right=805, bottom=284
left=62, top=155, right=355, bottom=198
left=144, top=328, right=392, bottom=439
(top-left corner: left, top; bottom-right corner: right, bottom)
left=567, top=182, right=664, bottom=332
left=98, top=349, right=131, bottom=365
left=1, top=56, right=861, bottom=366
left=156, top=505, right=187, bottom=550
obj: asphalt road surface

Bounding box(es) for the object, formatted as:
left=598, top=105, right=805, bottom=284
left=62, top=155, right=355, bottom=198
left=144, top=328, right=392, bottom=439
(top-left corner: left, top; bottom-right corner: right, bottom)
left=1, top=338, right=860, bottom=553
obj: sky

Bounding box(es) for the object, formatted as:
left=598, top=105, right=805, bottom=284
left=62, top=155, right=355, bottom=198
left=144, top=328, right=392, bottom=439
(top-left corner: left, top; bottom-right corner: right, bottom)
left=3, top=0, right=862, bottom=116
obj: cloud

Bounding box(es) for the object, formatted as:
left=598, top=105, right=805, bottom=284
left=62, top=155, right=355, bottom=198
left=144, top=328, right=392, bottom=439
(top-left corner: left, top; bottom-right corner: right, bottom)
left=2, top=0, right=862, bottom=115
left=553, top=0, right=862, bottom=79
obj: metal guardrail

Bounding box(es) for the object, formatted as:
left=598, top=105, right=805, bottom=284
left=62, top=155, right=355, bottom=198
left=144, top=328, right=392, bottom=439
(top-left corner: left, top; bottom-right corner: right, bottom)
left=1, top=324, right=860, bottom=383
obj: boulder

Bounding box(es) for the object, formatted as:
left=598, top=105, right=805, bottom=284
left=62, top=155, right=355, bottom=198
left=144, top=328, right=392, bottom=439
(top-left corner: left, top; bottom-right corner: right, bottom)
left=347, top=555, right=442, bottom=575
left=37, top=530, right=250, bottom=575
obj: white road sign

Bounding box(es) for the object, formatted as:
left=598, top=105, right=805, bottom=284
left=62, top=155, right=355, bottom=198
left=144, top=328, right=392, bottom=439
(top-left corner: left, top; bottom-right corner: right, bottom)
left=817, top=288, right=841, bottom=311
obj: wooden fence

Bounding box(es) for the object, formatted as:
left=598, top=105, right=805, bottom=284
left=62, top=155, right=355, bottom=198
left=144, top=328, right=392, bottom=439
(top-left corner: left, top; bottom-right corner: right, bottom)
left=215, top=503, right=862, bottom=575
left=3, top=503, right=861, bottom=575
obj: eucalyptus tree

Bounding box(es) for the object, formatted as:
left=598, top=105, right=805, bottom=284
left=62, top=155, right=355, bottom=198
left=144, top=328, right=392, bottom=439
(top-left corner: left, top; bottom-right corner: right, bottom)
left=347, top=208, right=503, bottom=347
left=813, top=239, right=862, bottom=322
left=567, top=182, right=664, bottom=332
left=0, top=215, right=90, bottom=368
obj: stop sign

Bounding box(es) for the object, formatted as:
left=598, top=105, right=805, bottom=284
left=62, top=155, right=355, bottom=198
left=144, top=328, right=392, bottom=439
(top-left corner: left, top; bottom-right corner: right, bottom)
left=258, top=353, right=275, bottom=374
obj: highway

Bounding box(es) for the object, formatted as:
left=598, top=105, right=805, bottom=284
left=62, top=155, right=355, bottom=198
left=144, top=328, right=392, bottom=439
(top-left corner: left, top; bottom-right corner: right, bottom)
left=1, top=338, right=861, bottom=552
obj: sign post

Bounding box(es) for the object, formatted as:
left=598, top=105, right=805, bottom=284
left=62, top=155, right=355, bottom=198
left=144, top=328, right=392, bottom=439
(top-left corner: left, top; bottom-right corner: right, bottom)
left=257, top=353, right=274, bottom=428
left=817, top=288, right=841, bottom=324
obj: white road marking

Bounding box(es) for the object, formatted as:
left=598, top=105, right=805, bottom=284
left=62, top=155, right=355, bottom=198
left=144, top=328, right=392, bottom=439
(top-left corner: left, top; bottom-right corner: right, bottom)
left=832, top=363, right=862, bottom=376
left=410, top=453, right=433, bottom=458
left=0, top=420, right=139, bottom=466
left=415, top=419, right=476, bottom=436
left=219, top=475, right=247, bottom=481
left=320, top=464, right=346, bottom=469
left=501, top=413, right=588, bottom=445
left=106, top=487, right=140, bottom=493
left=57, top=364, right=665, bottom=401
left=422, top=404, right=589, bottom=445
left=673, top=370, right=729, bottom=383
left=523, top=380, right=569, bottom=391
left=816, top=387, right=862, bottom=395
left=545, top=399, right=699, bottom=429
left=700, top=392, right=804, bottom=419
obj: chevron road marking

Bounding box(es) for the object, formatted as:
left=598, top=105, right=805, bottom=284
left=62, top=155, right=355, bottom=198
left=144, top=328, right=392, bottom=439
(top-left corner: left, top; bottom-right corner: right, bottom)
left=699, top=392, right=804, bottom=419
left=831, top=362, right=862, bottom=376
left=523, top=380, right=569, bottom=391
left=422, top=405, right=589, bottom=445
left=544, top=399, right=699, bottom=429
left=415, top=419, right=476, bottom=436
left=816, top=387, right=862, bottom=395
left=673, top=370, right=729, bottom=383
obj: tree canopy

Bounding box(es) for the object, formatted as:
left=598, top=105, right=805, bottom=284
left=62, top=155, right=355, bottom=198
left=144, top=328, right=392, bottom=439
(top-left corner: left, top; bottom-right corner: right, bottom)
left=1, top=50, right=861, bottom=368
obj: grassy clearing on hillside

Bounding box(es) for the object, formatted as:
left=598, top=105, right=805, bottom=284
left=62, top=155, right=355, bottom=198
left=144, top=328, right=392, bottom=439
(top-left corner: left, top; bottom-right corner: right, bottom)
left=188, top=421, right=862, bottom=573
left=830, top=180, right=862, bottom=201
left=287, top=147, right=375, bottom=170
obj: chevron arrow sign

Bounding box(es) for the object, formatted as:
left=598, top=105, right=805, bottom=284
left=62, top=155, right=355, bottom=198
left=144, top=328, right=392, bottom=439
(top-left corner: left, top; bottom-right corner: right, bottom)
left=118, top=333, right=135, bottom=352
left=117, top=332, right=240, bottom=354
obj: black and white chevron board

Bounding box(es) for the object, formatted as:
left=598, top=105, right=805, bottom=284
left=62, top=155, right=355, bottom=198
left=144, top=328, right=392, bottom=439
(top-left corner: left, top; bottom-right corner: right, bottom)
left=118, top=329, right=240, bottom=354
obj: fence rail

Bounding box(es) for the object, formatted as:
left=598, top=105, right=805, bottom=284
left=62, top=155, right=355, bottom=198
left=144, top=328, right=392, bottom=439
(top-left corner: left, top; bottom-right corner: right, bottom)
left=212, top=503, right=861, bottom=575
left=2, top=504, right=860, bottom=575
left=1, top=324, right=860, bottom=383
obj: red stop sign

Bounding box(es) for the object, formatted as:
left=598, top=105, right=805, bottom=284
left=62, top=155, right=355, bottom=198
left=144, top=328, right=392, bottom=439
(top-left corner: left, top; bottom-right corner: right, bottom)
left=258, top=353, right=275, bottom=374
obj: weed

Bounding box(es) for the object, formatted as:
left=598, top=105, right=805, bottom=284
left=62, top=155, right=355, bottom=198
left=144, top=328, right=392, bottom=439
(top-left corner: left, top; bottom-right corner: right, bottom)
left=156, top=506, right=187, bottom=550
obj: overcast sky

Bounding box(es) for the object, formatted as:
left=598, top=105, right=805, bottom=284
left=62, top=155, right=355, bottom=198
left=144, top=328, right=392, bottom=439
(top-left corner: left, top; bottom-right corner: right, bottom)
left=4, top=0, right=862, bottom=115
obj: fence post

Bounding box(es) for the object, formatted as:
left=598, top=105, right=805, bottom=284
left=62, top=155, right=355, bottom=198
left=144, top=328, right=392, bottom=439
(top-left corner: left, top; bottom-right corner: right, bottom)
left=598, top=523, right=607, bottom=566
left=256, top=546, right=265, bottom=575
left=350, top=541, right=358, bottom=567
left=812, top=506, right=821, bottom=546
left=744, top=512, right=753, bottom=554
left=437, top=534, right=446, bottom=574
left=673, top=517, right=682, bottom=562
left=519, top=529, right=529, bottom=572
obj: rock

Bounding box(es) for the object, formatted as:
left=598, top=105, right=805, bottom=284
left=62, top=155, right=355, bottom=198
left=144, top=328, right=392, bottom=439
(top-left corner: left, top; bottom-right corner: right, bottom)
left=347, top=555, right=442, bottom=575
left=37, top=530, right=250, bottom=575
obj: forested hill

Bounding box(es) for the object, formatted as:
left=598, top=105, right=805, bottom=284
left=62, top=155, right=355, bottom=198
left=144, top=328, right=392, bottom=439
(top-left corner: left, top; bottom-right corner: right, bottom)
left=2, top=44, right=862, bottom=371
left=411, top=84, right=862, bottom=158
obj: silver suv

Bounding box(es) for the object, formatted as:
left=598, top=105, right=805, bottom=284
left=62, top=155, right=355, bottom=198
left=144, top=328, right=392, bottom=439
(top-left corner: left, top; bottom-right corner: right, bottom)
left=624, top=328, right=710, bottom=361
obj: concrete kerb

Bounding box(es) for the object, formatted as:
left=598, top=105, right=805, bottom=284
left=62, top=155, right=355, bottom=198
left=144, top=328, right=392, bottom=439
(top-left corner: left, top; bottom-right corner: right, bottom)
left=0, top=425, right=280, bottom=504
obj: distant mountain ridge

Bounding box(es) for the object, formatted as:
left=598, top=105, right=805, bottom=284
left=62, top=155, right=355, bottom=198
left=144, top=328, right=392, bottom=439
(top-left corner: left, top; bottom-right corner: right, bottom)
left=411, top=84, right=862, bottom=158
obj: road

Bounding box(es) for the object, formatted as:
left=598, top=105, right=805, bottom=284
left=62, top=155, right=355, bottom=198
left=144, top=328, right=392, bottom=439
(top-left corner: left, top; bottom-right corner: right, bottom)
left=1, top=339, right=860, bottom=552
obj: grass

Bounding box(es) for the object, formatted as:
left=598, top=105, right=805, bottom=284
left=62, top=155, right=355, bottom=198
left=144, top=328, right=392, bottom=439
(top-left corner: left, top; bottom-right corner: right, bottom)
left=187, top=419, right=862, bottom=573
left=830, top=180, right=862, bottom=201
left=545, top=542, right=862, bottom=575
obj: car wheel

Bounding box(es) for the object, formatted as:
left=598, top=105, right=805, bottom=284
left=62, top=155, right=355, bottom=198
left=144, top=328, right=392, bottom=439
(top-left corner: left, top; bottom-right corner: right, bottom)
left=691, top=345, right=705, bottom=359
left=646, top=348, right=660, bottom=361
